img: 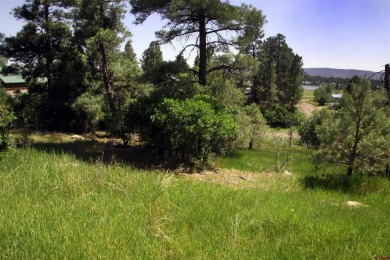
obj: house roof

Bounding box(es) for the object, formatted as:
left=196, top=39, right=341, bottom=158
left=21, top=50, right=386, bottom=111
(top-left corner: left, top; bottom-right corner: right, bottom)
left=332, top=94, right=342, bottom=99
left=0, top=67, right=47, bottom=85
left=0, top=74, right=25, bottom=84
left=0, top=67, right=26, bottom=84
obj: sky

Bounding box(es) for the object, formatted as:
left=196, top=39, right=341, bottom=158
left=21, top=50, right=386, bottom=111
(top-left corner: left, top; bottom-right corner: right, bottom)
left=0, top=0, right=389, bottom=72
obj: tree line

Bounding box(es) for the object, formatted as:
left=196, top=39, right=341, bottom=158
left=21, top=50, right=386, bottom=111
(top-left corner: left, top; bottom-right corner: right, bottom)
left=1, top=0, right=389, bottom=176
left=0, top=0, right=305, bottom=165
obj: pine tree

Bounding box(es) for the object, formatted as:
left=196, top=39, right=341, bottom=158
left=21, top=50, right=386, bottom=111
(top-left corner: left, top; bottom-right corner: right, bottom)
left=73, top=0, right=129, bottom=113
left=130, top=0, right=265, bottom=86
left=140, top=41, right=163, bottom=83
left=316, top=79, right=390, bottom=176
left=0, top=0, right=72, bottom=89
left=257, top=34, right=303, bottom=109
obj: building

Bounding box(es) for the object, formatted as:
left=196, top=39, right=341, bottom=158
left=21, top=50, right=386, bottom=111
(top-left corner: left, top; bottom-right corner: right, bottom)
left=0, top=68, right=28, bottom=97
left=329, top=93, right=343, bottom=108
left=331, top=93, right=342, bottom=101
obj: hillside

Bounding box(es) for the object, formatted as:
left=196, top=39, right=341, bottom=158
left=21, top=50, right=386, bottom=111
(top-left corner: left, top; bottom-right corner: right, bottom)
left=304, top=68, right=380, bottom=80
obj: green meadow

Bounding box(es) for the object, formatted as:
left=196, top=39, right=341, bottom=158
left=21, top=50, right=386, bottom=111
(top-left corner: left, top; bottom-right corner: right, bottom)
left=302, top=89, right=315, bottom=101
left=0, top=133, right=389, bottom=259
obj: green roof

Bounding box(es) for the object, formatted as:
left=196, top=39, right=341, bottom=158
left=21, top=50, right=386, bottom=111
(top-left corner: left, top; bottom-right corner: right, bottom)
left=0, top=67, right=47, bottom=85
left=0, top=67, right=26, bottom=84
left=0, top=74, right=25, bottom=84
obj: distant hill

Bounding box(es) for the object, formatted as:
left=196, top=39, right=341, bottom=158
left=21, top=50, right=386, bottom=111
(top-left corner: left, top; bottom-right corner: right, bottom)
left=304, top=68, right=381, bottom=80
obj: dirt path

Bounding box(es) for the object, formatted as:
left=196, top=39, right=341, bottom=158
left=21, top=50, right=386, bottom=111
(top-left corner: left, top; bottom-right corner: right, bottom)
left=296, top=101, right=323, bottom=117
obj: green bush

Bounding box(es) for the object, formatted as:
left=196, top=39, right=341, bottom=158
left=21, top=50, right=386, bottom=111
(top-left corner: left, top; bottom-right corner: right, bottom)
left=150, top=95, right=237, bottom=164
left=234, top=104, right=266, bottom=149
left=126, top=91, right=163, bottom=143
left=0, top=104, right=16, bottom=151
left=21, top=92, right=50, bottom=130
left=263, top=106, right=304, bottom=128
left=72, top=92, right=104, bottom=133
left=299, top=109, right=331, bottom=148
left=314, top=84, right=333, bottom=105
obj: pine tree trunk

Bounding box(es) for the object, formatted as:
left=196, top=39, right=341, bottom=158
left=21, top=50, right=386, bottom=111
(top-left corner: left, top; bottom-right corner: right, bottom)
left=290, top=87, right=295, bottom=112
left=347, top=142, right=358, bottom=177
left=251, top=44, right=260, bottom=104
left=248, top=140, right=254, bottom=150
left=252, top=76, right=260, bottom=104
left=385, top=64, right=389, bottom=104
left=249, top=129, right=254, bottom=150
left=347, top=165, right=353, bottom=177
left=198, top=12, right=207, bottom=86
left=99, top=42, right=115, bottom=112
left=44, top=3, right=53, bottom=90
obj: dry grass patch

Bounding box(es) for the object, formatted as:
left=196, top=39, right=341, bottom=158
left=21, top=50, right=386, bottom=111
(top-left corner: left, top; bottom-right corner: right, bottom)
left=296, top=101, right=324, bottom=117
left=181, top=169, right=297, bottom=191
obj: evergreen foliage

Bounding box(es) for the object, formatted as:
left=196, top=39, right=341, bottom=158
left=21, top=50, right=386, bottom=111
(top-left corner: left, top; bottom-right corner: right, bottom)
left=0, top=0, right=72, bottom=89
left=263, top=106, right=303, bottom=128
left=0, top=1, right=307, bottom=163
left=313, top=83, right=333, bottom=105
left=316, top=78, right=390, bottom=176
left=299, top=109, right=331, bottom=148
left=130, top=0, right=266, bottom=86
left=0, top=104, right=16, bottom=150
left=255, top=34, right=304, bottom=110
left=234, top=104, right=266, bottom=149
left=140, top=41, right=164, bottom=83
left=0, top=0, right=78, bottom=131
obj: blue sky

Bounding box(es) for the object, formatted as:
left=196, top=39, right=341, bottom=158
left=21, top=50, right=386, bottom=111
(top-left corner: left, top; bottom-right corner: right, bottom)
left=0, top=0, right=389, bottom=71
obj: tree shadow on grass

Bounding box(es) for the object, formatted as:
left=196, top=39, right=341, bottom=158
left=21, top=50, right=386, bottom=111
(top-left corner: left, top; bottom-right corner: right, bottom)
left=31, top=140, right=163, bottom=170
left=302, top=174, right=352, bottom=192
left=301, top=173, right=388, bottom=195
left=224, top=150, right=244, bottom=159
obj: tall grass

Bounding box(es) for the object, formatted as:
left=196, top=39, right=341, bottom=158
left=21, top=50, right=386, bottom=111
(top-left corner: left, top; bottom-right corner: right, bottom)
left=216, top=141, right=313, bottom=175
left=1, top=146, right=390, bottom=258
left=0, top=148, right=166, bottom=258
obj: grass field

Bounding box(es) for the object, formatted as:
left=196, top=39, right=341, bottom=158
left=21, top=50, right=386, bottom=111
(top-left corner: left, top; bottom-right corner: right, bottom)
left=1, top=133, right=390, bottom=258
left=302, top=89, right=315, bottom=101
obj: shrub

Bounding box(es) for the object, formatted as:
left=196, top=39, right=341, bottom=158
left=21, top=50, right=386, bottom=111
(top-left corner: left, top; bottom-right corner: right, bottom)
left=72, top=92, right=104, bottom=133
left=0, top=104, right=16, bottom=151
left=234, top=104, right=266, bottom=149
left=150, top=95, right=237, bottom=164
left=126, top=91, right=163, bottom=143
left=21, top=92, right=50, bottom=130
left=314, top=84, right=333, bottom=105
left=299, top=109, right=331, bottom=148
left=263, top=106, right=304, bottom=128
